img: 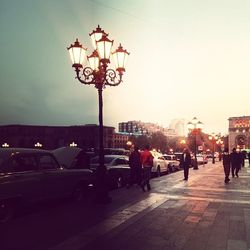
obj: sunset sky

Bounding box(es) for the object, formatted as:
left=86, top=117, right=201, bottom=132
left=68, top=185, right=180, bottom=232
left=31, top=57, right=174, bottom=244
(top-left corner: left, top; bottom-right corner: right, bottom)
left=1, top=0, right=250, bottom=135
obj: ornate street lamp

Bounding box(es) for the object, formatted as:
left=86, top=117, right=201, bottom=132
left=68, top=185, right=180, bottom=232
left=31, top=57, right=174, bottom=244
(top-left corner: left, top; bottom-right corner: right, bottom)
left=70, top=142, right=78, bottom=147
left=34, top=142, right=42, bottom=148
left=187, top=117, right=203, bottom=170
left=209, top=133, right=218, bottom=164
left=2, top=143, right=9, bottom=148
left=67, top=25, right=129, bottom=203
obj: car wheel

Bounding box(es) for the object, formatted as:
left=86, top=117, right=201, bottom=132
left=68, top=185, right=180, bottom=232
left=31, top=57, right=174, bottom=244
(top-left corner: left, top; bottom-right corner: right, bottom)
left=72, top=184, right=86, bottom=202
left=116, top=175, right=124, bottom=188
left=0, top=200, right=14, bottom=223
left=157, top=167, right=161, bottom=177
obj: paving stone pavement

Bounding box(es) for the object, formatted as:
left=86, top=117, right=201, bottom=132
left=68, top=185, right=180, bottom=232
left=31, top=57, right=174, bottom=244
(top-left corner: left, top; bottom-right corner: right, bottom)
left=51, top=160, right=250, bottom=250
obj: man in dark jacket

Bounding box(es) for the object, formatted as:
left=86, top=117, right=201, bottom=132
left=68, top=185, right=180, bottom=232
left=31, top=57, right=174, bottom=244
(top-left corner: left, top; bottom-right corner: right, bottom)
left=180, top=148, right=191, bottom=181
left=231, top=148, right=241, bottom=177
left=128, top=146, right=142, bottom=186
left=222, top=148, right=231, bottom=183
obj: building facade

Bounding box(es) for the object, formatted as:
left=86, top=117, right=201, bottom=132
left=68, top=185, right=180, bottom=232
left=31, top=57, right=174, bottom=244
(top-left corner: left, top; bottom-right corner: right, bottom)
left=169, top=119, right=186, bottom=136
left=118, top=120, right=178, bottom=137
left=0, top=124, right=115, bottom=150
left=112, top=133, right=129, bottom=148
left=228, top=116, right=250, bottom=152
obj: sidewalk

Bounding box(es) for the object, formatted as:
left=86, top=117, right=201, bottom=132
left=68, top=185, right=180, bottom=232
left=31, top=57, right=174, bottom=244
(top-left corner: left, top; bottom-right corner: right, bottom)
left=52, top=161, right=250, bottom=250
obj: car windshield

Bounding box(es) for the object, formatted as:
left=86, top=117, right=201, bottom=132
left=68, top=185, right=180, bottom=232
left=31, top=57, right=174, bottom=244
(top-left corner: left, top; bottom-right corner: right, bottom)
left=164, top=156, right=171, bottom=160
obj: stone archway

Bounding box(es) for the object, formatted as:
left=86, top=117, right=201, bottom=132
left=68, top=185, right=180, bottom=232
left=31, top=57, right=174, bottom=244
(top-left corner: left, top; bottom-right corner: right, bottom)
left=235, top=135, right=247, bottom=149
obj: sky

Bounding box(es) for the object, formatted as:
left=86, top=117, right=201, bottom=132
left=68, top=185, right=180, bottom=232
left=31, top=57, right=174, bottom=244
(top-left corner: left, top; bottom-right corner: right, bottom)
left=0, top=0, right=250, bottom=135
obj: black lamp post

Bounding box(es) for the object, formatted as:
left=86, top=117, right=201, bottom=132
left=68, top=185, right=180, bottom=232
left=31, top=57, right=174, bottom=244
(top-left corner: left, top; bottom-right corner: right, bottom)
left=209, top=133, right=218, bottom=164
left=67, top=25, right=129, bottom=203
left=187, top=117, right=203, bottom=170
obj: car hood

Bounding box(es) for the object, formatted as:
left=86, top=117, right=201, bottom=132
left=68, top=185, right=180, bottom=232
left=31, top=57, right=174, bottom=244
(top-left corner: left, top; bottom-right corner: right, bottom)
left=52, top=146, right=82, bottom=169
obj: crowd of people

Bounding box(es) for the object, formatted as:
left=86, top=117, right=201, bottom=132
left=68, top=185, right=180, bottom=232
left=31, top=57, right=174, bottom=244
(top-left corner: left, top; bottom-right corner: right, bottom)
left=128, top=144, right=250, bottom=191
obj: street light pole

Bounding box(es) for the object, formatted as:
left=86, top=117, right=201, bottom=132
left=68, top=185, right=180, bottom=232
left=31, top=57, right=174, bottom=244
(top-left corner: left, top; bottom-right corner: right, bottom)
left=187, top=117, right=203, bottom=170
left=67, top=25, right=129, bottom=203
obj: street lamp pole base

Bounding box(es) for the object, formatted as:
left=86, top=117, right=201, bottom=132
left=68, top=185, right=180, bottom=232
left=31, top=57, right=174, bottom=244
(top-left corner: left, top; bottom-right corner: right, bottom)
left=193, top=160, right=199, bottom=170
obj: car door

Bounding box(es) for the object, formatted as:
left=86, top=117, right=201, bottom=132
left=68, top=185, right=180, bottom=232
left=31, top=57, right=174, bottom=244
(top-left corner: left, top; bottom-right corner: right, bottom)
left=37, top=153, right=73, bottom=199
left=1, top=153, right=44, bottom=203
left=158, top=156, right=167, bottom=172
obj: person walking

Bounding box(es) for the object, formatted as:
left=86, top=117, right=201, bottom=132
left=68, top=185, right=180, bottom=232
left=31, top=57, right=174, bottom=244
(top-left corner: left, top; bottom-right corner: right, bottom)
left=128, top=145, right=142, bottom=187
left=231, top=148, right=241, bottom=177
left=140, top=145, right=154, bottom=192
left=180, top=148, right=191, bottom=181
left=222, top=148, right=231, bottom=183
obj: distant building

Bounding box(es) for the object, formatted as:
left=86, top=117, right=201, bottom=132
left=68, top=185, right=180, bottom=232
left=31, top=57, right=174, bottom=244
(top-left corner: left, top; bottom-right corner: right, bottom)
left=169, top=119, right=186, bottom=136
left=118, top=120, right=178, bottom=137
left=112, top=133, right=129, bottom=148
left=228, top=116, right=250, bottom=152
left=0, top=124, right=115, bottom=150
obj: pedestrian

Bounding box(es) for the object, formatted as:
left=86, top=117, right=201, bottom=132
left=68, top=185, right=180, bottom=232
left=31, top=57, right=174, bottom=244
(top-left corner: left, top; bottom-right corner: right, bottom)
left=248, top=151, right=250, bottom=167
left=140, top=144, right=154, bottom=192
left=240, top=150, right=246, bottom=168
left=180, top=148, right=191, bottom=181
left=222, top=148, right=231, bottom=183
left=128, top=145, right=142, bottom=187
left=231, top=148, right=241, bottom=177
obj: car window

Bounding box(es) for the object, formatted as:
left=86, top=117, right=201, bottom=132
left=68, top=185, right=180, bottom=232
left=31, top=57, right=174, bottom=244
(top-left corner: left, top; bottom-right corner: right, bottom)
left=90, top=156, right=114, bottom=165
left=114, top=158, right=127, bottom=165
left=38, top=154, right=58, bottom=170
left=10, top=155, right=38, bottom=172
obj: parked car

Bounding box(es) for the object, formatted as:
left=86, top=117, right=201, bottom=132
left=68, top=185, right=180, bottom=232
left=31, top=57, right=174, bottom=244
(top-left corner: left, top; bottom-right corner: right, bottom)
left=0, top=148, right=94, bottom=222
left=89, top=155, right=130, bottom=189
left=150, top=151, right=168, bottom=176
left=196, top=154, right=208, bottom=164
left=162, top=154, right=180, bottom=172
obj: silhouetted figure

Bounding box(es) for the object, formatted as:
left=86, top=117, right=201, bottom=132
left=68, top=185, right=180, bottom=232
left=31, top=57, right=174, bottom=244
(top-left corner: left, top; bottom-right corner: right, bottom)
left=140, top=145, right=153, bottom=192
left=180, top=148, right=191, bottom=181
left=231, top=148, right=241, bottom=178
left=240, top=150, right=246, bottom=168
left=128, top=146, right=142, bottom=187
left=219, top=152, right=222, bottom=161
left=222, top=148, right=231, bottom=183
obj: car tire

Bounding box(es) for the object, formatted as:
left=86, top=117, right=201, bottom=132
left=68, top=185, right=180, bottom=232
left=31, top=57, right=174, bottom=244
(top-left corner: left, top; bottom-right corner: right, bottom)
left=116, top=175, right=124, bottom=188
left=72, top=184, right=86, bottom=202
left=0, top=200, right=15, bottom=223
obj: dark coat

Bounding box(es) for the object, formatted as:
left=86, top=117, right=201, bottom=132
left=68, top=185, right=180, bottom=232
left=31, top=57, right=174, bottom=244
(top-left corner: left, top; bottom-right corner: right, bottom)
left=222, top=153, right=230, bottom=166
left=180, top=152, right=191, bottom=168
left=129, top=151, right=141, bottom=169
left=230, top=151, right=241, bottom=166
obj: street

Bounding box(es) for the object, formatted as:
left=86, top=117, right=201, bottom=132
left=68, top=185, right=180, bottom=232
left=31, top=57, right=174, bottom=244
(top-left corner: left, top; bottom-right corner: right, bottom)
left=1, top=160, right=250, bottom=250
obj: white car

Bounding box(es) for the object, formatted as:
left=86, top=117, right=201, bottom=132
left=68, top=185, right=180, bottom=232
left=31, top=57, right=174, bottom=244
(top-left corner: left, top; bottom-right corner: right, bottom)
left=150, top=151, right=168, bottom=176
left=162, top=154, right=180, bottom=172
left=196, top=154, right=208, bottom=164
